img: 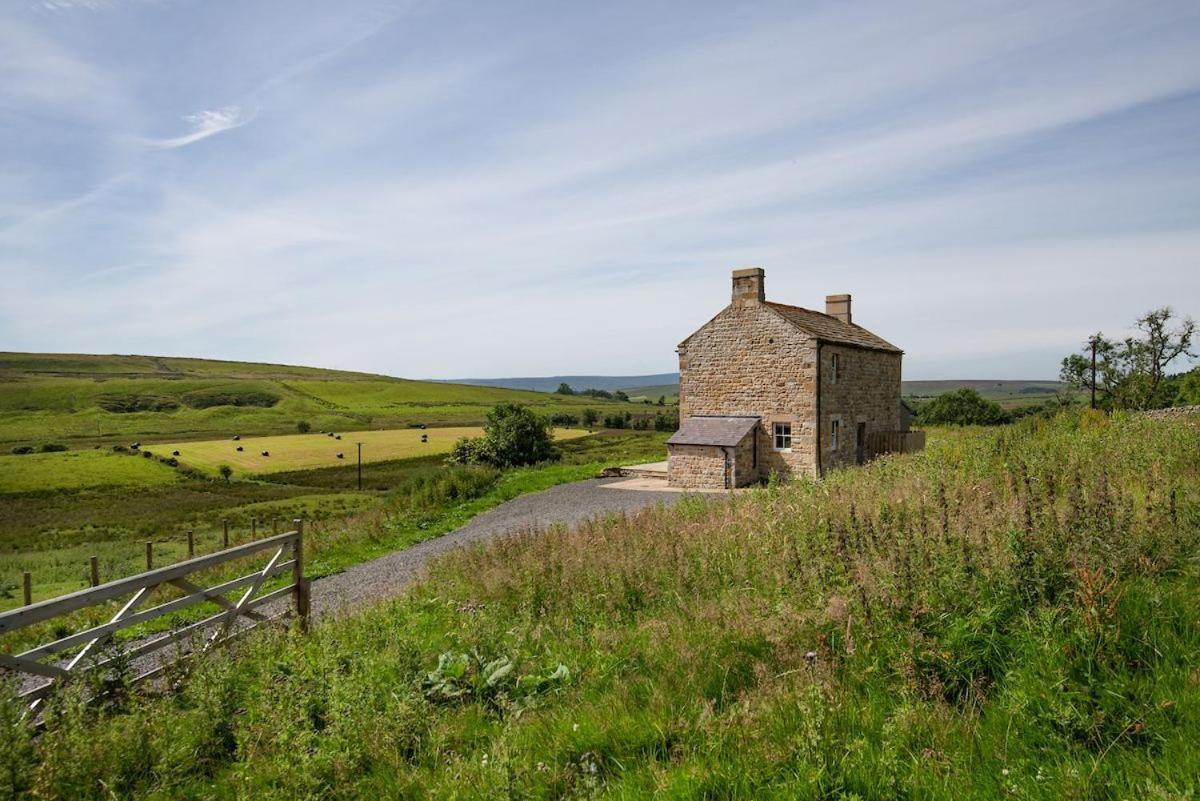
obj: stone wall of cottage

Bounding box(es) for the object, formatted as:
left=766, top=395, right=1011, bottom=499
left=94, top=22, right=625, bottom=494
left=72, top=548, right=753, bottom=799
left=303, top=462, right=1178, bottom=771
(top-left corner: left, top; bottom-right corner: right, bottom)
left=667, top=444, right=728, bottom=488
left=731, top=430, right=758, bottom=487
left=677, top=303, right=819, bottom=479
left=818, top=344, right=903, bottom=472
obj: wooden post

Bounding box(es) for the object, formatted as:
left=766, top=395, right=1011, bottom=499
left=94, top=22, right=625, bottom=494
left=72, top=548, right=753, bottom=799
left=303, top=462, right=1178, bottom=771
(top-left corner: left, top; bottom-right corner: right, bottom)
left=89, top=555, right=100, bottom=587
left=187, top=530, right=195, bottom=559
left=251, top=518, right=257, bottom=539
left=22, top=572, right=32, bottom=606
left=222, top=519, right=229, bottom=549
left=292, top=518, right=310, bottom=632
left=272, top=518, right=278, bottom=535
left=145, top=541, right=153, bottom=570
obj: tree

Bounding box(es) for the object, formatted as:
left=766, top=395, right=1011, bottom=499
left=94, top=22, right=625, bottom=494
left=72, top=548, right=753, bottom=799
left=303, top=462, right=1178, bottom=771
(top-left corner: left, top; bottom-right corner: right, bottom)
left=613, top=390, right=629, bottom=402
left=555, top=382, right=575, bottom=395
left=657, top=395, right=666, bottom=406
left=218, top=464, right=233, bottom=482
left=916, top=389, right=1010, bottom=426
left=296, top=420, right=311, bottom=433
left=1060, top=307, right=1196, bottom=410
left=448, top=403, right=559, bottom=467
left=582, top=408, right=599, bottom=428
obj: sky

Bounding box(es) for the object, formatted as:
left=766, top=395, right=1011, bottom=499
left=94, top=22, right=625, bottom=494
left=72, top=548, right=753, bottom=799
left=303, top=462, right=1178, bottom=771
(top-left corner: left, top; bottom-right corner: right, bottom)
left=2, top=0, right=1199, bottom=381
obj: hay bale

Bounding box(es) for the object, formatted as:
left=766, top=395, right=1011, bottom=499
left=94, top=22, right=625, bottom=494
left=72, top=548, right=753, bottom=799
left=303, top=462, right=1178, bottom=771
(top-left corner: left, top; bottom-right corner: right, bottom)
left=336, top=452, right=344, bottom=459
left=261, top=450, right=270, bottom=457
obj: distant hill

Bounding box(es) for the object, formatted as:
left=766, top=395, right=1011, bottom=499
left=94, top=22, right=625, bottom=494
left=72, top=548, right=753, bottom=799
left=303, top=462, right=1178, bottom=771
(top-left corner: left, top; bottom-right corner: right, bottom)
left=441, top=374, right=680, bottom=394
left=446, top=373, right=1064, bottom=408
left=0, top=353, right=632, bottom=448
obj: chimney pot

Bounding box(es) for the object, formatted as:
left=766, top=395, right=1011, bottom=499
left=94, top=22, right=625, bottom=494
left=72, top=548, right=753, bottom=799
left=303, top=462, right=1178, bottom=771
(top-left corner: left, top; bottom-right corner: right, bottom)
left=826, top=293, right=852, bottom=324
left=731, top=267, right=765, bottom=305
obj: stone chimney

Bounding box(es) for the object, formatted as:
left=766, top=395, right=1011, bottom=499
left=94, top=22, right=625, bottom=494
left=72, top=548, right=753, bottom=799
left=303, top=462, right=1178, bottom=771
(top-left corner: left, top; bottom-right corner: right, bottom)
left=825, top=293, right=852, bottom=324
left=731, top=268, right=765, bottom=305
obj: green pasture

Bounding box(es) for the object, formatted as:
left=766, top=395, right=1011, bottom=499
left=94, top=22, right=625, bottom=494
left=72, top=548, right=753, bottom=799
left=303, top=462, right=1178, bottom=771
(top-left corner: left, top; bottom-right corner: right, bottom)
left=0, top=352, right=641, bottom=448
left=0, top=450, right=180, bottom=493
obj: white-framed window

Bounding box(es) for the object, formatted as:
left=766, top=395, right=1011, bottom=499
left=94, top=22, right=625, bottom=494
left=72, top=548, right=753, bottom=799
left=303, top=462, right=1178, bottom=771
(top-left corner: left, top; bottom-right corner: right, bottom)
left=830, top=418, right=840, bottom=451
left=773, top=422, right=792, bottom=451
left=830, top=352, right=841, bottom=384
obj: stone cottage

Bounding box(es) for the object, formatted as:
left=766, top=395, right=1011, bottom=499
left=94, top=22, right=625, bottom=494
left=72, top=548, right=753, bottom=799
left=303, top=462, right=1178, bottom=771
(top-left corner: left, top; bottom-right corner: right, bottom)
left=667, top=268, right=913, bottom=489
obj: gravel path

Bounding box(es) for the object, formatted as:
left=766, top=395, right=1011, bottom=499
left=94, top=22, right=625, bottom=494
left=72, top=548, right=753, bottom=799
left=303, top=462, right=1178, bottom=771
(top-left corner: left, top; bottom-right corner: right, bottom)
left=306, top=477, right=683, bottom=617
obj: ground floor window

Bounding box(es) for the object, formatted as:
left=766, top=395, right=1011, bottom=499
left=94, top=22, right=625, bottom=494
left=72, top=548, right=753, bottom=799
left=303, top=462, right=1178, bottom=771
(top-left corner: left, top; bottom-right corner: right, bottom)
left=773, top=422, right=791, bottom=451
left=830, top=418, right=840, bottom=450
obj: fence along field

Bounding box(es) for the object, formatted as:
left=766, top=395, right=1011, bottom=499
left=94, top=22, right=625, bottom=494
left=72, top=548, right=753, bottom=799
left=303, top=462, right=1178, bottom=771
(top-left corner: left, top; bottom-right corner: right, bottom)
left=0, top=521, right=310, bottom=714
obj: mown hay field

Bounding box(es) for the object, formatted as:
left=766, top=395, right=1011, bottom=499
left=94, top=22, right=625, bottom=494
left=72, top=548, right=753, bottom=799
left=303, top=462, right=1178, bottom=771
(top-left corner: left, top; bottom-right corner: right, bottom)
left=151, top=427, right=591, bottom=476
left=5, top=412, right=1198, bottom=799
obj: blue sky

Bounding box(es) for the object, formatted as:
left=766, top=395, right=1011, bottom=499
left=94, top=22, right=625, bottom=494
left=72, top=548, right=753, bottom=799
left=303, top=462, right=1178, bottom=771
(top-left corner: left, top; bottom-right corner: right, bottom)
left=2, top=0, right=1199, bottom=380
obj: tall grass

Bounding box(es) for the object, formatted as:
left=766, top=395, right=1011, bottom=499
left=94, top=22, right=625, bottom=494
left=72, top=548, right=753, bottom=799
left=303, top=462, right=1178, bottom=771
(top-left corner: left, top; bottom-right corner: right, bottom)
left=3, top=411, right=1198, bottom=799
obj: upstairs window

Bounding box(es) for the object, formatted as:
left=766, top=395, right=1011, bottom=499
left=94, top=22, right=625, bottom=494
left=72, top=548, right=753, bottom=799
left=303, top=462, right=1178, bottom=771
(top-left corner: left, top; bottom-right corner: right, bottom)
left=773, top=422, right=792, bottom=451
left=830, top=418, right=840, bottom=451
left=830, top=353, right=841, bottom=384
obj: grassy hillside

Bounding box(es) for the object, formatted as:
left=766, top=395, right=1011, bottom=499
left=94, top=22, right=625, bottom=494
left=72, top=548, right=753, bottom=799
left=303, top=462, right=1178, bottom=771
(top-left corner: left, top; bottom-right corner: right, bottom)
left=5, top=411, right=1198, bottom=799
left=0, top=353, right=632, bottom=448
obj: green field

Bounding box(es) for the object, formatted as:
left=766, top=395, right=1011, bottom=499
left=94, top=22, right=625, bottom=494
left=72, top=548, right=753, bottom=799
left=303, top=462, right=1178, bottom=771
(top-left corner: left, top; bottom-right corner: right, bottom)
left=5, top=412, right=1197, bottom=799
left=0, top=450, right=180, bottom=493
left=150, top=426, right=590, bottom=476
left=0, top=353, right=639, bottom=449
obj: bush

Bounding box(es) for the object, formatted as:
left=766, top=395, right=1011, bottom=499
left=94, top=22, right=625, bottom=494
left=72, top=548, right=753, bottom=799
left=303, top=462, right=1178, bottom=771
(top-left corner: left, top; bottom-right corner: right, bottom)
left=582, top=409, right=599, bottom=427
left=10, top=445, right=34, bottom=455
left=548, top=412, right=579, bottom=427
left=916, top=388, right=1011, bottom=426
left=180, top=388, right=279, bottom=409
left=654, top=411, right=679, bottom=432
left=39, top=443, right=68, bottom=453
left=96, top=393, right=180, bottom=413
left=447, top=436, right=497, bottom=466
left=296, top=420, right=311, bottom=434
left=448, top=404, right=559, bottom=468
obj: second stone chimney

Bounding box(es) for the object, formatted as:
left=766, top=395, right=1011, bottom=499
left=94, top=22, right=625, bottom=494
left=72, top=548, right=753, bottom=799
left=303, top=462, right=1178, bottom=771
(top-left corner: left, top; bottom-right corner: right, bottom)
left=731, top=268, right=765, bottom=305
left=825, top=293, right=852, bottom=324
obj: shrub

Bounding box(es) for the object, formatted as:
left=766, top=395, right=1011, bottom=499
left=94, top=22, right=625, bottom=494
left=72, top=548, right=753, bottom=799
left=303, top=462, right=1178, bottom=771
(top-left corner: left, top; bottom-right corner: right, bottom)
left=582, top=408, right=599, bottom=427
left=296, top=420, right=312, bottom=434
left=654, top=411, right=679, bottom=432
left=448, top=404, right=559, bottom=467
left=548, top=412, right=579, bottom=427
left=10, top=445, right=34, bottom=455
left=39, top=443, right=68, bottom=453
left=916, top=388, right=1011, bottom=425
left=218, top=464, right=233, bottom=482
left=180, top=388, right=279, bottom=409
left=96, top=393, right=180, bottom=413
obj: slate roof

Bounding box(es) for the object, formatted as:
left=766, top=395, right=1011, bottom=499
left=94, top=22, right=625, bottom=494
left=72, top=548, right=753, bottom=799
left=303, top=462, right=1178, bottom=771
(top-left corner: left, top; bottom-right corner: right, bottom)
left=763, top=302, right=902, bottom=353
left=668, top=416, right=760, bottom=447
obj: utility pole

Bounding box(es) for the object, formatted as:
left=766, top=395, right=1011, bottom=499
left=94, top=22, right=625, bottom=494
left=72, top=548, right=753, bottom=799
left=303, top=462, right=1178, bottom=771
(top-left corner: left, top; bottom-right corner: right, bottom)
left=1089, top=336, right=1098, bottom=410
left=357, top=442, right=363, bottom=491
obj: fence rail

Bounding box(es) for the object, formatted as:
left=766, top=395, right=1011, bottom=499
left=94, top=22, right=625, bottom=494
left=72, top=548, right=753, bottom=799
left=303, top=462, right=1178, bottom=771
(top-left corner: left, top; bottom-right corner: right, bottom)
left=866, top=430, right=926, bottom=459
left=0, top=520, right=309, bottom=712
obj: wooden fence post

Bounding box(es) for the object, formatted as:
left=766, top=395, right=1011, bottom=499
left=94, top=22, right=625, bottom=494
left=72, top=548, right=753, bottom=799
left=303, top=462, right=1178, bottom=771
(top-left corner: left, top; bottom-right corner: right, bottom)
left=22, top=572, right=32, bottom=606
left=145, top=541, right=153, bottom=570
left=272, top=518, right=278, bottom=535
left=292, top=518, right=309, bottom=632
left=89, top=556, right=99, bottom=587
left=251, top=519, right=257, bottom=539
left=222, top=519, right=229, bottom=549
left=187, top=530, right=195, bottom=559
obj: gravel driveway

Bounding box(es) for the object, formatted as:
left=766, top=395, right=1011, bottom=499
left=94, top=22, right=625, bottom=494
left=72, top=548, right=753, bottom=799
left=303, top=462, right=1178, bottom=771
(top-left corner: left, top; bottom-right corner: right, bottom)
left=307, top=477, right=683, bottom=617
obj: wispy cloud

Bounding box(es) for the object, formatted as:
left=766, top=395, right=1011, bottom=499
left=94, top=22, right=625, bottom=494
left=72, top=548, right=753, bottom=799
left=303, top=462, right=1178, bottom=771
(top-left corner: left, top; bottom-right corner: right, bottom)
left=1, top=0, right=1198, bottom=378
left=147, top=106, right=247, bottom=149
